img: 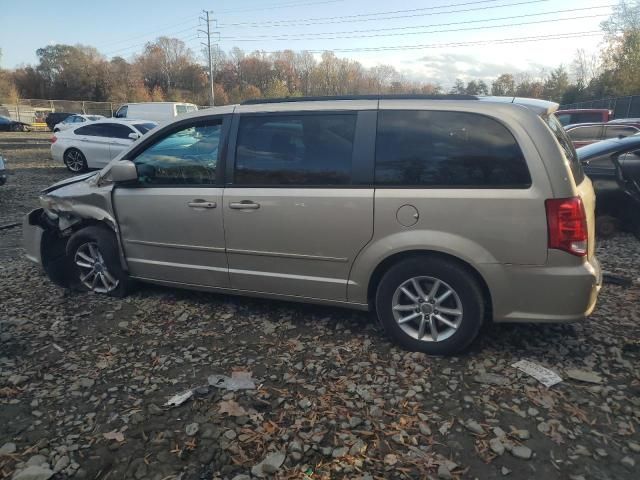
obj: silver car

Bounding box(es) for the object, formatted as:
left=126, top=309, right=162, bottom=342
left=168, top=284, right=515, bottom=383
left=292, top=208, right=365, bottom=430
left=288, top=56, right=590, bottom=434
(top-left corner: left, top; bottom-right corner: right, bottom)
left=23, top=95, right=602, bottom=355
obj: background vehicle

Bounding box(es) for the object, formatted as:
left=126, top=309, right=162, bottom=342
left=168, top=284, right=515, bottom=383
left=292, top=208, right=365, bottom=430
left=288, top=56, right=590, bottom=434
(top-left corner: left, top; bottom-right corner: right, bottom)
left=114, top=102, right=198, bottom=122
left=607, top=118, right=640, bottom=128
left=577, top=135, right=640, bottom=238
left=0, top=155, right=7, bottom=185
left=564, top=122, right=639, bottom=148
left=0, top=115, right=31, bottom=132
left=556, top=108, right=612, bottom=126
left=53, top=114, right=105, bottom=132
left=45, top=112, right=73, bottom=131
left=25, top=95, right=601, bottom=355
left=50, top=119, right=157, bottom=172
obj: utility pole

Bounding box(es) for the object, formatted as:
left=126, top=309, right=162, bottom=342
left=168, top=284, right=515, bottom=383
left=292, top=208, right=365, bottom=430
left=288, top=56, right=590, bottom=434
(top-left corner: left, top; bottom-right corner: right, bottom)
left=199, top=10, right=216, bottom=107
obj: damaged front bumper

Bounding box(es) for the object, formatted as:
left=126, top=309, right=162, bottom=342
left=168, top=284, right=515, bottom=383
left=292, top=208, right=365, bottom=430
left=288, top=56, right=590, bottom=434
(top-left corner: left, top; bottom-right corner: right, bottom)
left=23, top=209, right=45, bottom=265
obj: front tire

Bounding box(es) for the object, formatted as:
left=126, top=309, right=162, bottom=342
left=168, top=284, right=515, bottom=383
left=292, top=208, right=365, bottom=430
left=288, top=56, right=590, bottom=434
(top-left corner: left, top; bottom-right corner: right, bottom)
left=63, top=148, right=87, bottom=173
left=375, top=257, right=484, bottom=355
left=66, top=226, right=130, bottom=297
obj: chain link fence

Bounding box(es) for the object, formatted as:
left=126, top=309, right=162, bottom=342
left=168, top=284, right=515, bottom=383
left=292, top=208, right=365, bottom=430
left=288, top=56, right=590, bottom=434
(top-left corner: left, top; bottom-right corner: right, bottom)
left=0, top=99, right=115, bottom=130
left=561, top=95, right=640, bottom=119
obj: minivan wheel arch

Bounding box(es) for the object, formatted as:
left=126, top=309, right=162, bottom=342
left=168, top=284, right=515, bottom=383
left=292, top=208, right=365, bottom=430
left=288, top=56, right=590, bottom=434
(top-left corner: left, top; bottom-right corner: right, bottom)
left=366, top=250, right=493, bottom=321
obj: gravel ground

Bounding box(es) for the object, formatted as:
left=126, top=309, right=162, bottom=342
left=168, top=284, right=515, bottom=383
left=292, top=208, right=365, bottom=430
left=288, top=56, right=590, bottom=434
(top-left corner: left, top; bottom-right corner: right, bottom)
left=1, top=133, right=639, bottom=480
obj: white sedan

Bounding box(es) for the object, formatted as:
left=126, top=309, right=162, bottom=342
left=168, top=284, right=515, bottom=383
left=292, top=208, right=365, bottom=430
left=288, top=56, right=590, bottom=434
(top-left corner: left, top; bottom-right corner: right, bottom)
left=53, top=114, right=105, bottom=132
left=51, top=119, right=157, bottom=172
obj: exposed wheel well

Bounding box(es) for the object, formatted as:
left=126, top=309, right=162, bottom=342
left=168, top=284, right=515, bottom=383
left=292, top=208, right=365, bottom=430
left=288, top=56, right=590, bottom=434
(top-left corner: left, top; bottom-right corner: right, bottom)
left=367, top=250, right=493, bottom=319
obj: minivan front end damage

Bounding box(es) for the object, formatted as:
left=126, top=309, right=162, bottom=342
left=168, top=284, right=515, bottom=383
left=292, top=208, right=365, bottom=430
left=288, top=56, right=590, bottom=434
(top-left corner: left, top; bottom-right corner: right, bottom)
left=22, top=173, right=124, bottom=287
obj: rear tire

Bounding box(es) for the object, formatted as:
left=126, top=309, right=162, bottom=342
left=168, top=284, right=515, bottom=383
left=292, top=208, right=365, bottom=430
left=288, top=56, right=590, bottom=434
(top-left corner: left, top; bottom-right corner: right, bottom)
left=375, top=257, right=484, bottom=355
left=66, top=226, right=131, bottom=298
left=63, top=148, right=87, bottom=173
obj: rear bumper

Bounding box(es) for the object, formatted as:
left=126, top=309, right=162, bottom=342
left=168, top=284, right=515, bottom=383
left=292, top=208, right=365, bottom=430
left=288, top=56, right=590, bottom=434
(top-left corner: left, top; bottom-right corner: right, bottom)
left=23, top=209, right=45, bottom=265
left=484, top=254, right=602, bottom=323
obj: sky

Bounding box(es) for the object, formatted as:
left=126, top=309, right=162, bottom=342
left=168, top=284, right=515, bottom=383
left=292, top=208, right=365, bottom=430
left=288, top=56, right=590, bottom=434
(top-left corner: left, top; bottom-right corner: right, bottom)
left=0, top=0, right=615, bottom=89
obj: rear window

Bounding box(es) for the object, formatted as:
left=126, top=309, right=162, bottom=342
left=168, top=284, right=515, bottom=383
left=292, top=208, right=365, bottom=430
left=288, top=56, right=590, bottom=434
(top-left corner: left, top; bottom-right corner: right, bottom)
left=176, top=104, right=196, bottom=114
left=544, top=114, right=585, bottom=184
left=375, top=110, right=531, bottom=188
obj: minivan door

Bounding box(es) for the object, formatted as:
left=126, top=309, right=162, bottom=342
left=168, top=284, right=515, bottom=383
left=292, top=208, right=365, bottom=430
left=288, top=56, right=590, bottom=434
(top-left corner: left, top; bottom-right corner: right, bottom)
left=112, top=116, right=230, bottom=287
left=222, top=109, right=376, bottom=301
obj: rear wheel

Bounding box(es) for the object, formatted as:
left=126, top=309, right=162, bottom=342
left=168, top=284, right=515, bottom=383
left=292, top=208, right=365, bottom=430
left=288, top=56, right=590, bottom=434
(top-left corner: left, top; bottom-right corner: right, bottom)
left=63, top=148, right=87, bottom=173
left=375, top=257, right=484, bottom=355
left=66, top=226, right=130, bottom=297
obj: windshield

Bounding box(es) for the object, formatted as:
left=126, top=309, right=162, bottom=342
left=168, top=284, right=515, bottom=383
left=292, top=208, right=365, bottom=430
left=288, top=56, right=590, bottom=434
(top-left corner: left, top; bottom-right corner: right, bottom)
left=87, top=115, right=102, bottom=121
left=544, top=114, right=585, bottom=184
left=133, top=122, right=157, bottom=134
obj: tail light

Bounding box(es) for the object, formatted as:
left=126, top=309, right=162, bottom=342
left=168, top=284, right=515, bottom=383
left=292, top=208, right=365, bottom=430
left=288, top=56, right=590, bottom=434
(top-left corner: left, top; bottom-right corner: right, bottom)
left=545, top=197, right=588, bottom=256
left=50, top=135, right=57, bottom=144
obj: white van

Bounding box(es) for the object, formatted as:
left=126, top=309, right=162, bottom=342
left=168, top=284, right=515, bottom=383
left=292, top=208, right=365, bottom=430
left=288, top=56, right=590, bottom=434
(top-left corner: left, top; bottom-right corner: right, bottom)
left=114, top=102, right=198, bottom=122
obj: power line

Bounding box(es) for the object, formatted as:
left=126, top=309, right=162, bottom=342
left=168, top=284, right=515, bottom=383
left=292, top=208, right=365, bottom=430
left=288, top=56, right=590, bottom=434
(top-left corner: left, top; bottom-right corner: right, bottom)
left=96, top=16, right=198, bottom=48
left=221, top=13, right=610, bottom=42
left=103, top=29, right=199, bottom=56
left=281, top=30, right=603, bottom=54
left=218, top=4, right=614, bottom=39
left=217, top=0, right=344, bottom=15
left=217, top=0, right=549, bottom=27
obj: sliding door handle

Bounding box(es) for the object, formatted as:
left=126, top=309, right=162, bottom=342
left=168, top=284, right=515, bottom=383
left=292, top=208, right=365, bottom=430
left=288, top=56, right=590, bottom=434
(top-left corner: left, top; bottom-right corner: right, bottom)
left=229, top=201, right=260, bottom=210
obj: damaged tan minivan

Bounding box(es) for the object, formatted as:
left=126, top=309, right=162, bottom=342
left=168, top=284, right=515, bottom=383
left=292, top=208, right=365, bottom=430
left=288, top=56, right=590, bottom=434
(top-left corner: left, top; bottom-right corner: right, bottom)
left=23, top=95, right=602, bottom=355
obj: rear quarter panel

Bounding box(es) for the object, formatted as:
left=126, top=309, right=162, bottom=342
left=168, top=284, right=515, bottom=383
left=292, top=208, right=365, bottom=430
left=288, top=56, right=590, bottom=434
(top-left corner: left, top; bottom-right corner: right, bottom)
left=347, top=101, right=555, bottom=304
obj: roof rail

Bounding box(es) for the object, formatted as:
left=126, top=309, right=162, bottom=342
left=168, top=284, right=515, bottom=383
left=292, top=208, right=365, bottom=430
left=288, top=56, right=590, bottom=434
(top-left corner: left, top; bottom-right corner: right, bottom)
left=240, top=94, right=479, bottom=105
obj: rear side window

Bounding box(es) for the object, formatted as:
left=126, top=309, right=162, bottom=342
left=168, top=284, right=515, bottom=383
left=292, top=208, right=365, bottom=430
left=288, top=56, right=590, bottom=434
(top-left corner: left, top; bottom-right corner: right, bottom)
left=604, top=125, right=638, bottom=139
left=567, top=126, right=603, bottom=141
left=75, top=124, right=101, bottom=136
left=234, top=114, right=356, bottom=186
left=572, top=112, right=606, bottom=124
left=103, top=123, right=135, bottom=139
left=544, top=115, right=585, bottom=184
left=375, top=110, right=531, bottom=188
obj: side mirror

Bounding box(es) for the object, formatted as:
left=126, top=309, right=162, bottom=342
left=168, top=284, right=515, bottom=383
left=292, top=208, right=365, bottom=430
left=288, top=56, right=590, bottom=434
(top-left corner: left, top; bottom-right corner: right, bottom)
left=110, top=160, right=138, bottom=182
left=128, top=132, right=140, bottom=140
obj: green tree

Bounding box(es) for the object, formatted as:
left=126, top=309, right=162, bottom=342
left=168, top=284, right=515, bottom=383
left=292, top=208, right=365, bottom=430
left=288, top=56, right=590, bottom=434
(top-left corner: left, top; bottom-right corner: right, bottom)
left=543, top=66, right=570, bottom=102
left=491, top=74, right=516, bottom=96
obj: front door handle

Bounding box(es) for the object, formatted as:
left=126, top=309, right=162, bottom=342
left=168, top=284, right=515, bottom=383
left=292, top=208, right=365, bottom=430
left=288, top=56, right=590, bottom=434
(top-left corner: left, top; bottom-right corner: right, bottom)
left=229, top=200, right=260, bottom=210
left=188, top=200, right=217, bottom=209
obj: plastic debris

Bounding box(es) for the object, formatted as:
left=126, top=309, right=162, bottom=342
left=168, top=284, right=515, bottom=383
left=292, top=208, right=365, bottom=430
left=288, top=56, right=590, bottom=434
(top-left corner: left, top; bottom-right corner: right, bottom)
left=208, top=371, right=256, bottom=391
left=512, top=360, right=562, bottom=387
left=565, top=369, right=603, bottom=384
left=164, top=389, right=194, bottom=407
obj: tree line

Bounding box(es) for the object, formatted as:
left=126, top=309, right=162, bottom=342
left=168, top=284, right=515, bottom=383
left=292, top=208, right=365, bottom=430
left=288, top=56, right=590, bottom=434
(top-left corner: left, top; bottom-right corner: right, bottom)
left=0, top=1, right=639, bottom=106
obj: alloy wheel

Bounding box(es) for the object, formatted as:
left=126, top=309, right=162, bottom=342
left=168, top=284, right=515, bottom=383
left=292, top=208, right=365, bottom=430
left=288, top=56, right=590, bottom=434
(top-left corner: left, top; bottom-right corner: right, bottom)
left=74, top=242, right=119, bottom=293
left=391, top=276, right=463, bottom=342
left=65, top=150, right=84, bottom=172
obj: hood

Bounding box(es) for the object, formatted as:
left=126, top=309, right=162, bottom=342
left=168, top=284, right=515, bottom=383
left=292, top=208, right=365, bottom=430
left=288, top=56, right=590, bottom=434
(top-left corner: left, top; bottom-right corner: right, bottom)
left=42, top=171, right=98, bottom=193
left=576, top=136, right=640, bottom=162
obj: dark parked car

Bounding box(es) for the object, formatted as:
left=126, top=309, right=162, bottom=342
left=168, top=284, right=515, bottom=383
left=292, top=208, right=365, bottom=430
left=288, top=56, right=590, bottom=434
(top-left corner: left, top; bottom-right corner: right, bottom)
left=0, top=155, right=6, bottom=185
left=577, top=135, right=640, bottom=237
left=45, top=112, right=73, bottom=131
left=564, top=122, right=639, bottom=148
left=0, top=115, right=31, bottom=132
